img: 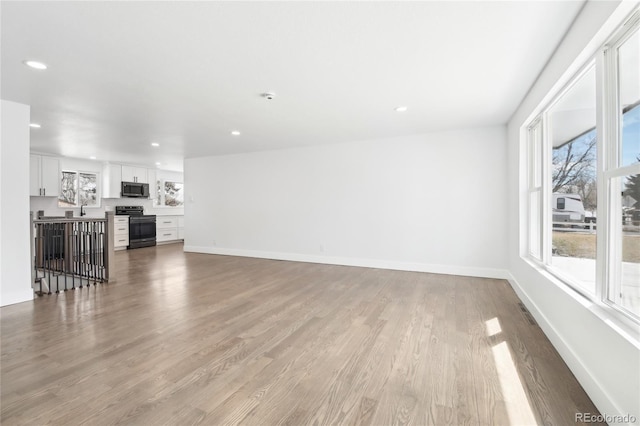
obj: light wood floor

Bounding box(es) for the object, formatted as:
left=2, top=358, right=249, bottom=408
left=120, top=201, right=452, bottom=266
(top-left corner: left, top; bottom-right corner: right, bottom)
left=1, top=243, right=602, bottom=425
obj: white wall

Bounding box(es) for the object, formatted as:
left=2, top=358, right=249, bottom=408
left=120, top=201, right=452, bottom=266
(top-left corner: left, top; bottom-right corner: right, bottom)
left=185, top=126, right=508, bottom=278
left=1, top=100, right=34, bottom=306
left=507, top=1, right=640, bottom=424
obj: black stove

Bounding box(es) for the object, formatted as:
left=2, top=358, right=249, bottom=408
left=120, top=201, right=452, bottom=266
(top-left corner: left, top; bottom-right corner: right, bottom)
left=116, top=206, right=156, bottom=249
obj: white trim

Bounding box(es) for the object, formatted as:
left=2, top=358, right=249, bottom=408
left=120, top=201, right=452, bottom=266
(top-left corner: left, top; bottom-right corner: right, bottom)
left=507, top=272, right=638, bottom=425
left=522, top=5, right=640, bottom=326
left=604, top=163, right=640, bottom=180
left=183, top=245, right=510, bottom=280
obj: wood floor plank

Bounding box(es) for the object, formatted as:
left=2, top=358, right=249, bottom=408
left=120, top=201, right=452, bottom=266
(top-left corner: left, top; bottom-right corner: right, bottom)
left=0, top=243, right=603, bottom=425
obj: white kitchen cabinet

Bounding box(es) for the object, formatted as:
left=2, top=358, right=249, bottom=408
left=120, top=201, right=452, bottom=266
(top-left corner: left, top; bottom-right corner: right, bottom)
left=30, top=155, right=60, bottom=197
left=121, top=166, right=148, bottom=183
left=113, top=215, right=130, bottom=250
left=157, top=217, right=178, bottom=228
left=156, top=216, right=183, bottom=243
left=102, top=163, right=123, bottom=198
left=157, top=229, right=178, bottom=242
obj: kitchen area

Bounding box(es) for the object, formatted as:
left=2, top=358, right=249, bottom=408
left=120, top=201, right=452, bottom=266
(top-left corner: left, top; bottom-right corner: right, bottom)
left=30, top=154, right=184, bottom=252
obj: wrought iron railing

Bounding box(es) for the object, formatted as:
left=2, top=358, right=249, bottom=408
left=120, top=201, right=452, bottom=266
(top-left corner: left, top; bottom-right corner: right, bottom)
left=31, top=213, right=115, bottom=294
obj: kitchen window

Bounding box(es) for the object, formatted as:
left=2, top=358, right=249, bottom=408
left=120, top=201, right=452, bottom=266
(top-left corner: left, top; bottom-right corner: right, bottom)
left=525, top=10, right=640, bottom=323
left=155, top=179, right=184, bottom=207
left=58, top=170, right=100, bottom=208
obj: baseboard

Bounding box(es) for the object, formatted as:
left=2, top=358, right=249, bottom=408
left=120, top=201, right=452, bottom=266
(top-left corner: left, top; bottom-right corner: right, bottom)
left=506, top=273, right=628, bottom=425
left=183, top=245, right=510, bottom=280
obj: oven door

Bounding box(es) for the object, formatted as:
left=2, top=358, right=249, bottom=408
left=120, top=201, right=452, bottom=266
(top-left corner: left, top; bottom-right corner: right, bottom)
left=129, top=216, right=156, bottom=248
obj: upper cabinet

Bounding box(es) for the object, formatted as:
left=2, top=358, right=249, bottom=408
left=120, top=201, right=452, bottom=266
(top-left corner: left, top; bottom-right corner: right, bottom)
left=102, top=164, right=160, bottom=198
left=121, top=166, right=148, bottom=183
left=30, top=155, right=60, bottom=197
left=102, top=163, right=123, bottom=198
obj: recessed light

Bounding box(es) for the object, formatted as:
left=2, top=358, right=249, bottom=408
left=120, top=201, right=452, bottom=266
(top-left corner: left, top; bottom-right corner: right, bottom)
left=394, top=106, right=408, bottom=112
left=23, top=60, right=47, bottom=70
left=155, top=162, right=161, bottom=166
left=29, top=123, right=41, bottom=128
left=151, top=142, right=160, bottom=147
left=89, top=156, right=96, bottom=160
left=231, top=130, right=241, bottom=136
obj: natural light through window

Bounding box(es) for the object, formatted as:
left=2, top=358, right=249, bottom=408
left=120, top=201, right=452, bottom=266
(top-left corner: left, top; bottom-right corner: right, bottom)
left=491, top=341, right=537, bottom=425
left=549, top=64, right=597, bottom=295
left=485, top=317, right=502, bottom=337
left=525, top=11, right=640, bottom=322
left=608, top=27, right=640, bottom=317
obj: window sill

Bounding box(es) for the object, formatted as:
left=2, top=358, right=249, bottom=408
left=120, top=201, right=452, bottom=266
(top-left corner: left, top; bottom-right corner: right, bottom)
left=521, top=255, right=640, bottom=348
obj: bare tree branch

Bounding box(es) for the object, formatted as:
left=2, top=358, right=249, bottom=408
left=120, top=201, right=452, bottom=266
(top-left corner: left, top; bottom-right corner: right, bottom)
left=552, top=134, right=596, bottom=193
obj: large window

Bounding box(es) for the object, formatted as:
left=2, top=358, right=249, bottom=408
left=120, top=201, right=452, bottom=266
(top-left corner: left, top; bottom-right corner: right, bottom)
left=549, top=64, right=598, bottom=295
left=605, top=24, right=640, bottom=317
left=154, top=179, right=184, bottom=207
left=58, top=170, right=100, bottom=208
left=526, top=12, right=639, bottom=323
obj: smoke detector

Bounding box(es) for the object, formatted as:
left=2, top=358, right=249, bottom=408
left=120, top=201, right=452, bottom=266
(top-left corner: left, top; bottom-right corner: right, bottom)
left=261, top=92, right=276, bottom=100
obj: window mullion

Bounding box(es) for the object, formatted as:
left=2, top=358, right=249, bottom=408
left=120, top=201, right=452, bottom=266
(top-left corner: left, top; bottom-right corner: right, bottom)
left=541, top=112, right=552, bottom=266
left=523, top=7, right=640, bottom=325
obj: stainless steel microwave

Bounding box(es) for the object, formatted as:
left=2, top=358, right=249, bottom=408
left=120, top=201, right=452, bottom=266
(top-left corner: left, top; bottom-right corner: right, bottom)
left=121, top=181, right=149, bottom=198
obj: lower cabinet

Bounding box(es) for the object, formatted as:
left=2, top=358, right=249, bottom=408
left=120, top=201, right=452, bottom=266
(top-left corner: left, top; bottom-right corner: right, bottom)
left=156, top=216, right=184, bottom=243
left=113, top=216, right=129, bottom=250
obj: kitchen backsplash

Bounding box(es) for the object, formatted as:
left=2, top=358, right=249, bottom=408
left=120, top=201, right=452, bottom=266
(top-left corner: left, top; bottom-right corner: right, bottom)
left=31, top=196, right=184, bottom=218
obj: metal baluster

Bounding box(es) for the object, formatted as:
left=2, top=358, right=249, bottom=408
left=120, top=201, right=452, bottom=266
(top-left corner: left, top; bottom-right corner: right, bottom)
left=91, top=221, right=95, bottom=285
left=88, top=221, right=92, bottom=285
left=59, top=222, right=64, bottom=290
left=42, top=223, right=51, bottom=294
left=91, top=222, right=96, bottom=283
left=71, top=222, right=76, bottom=290
left=82, top=221, right=87, bottom=282
left=99, top=222, right=105, bottom=282
left=78, top=222, right=82, bottom=284
left=53, top=223, right=58, bottom=292
left=63, top=222, right=68, bottom=291
left=46, top=223, right=52, bottom=294
left=96, top=221, right=101, bottom=282
left=96, top=222, right=99, bottom=284
left=77, top=223, right=81, bottom=286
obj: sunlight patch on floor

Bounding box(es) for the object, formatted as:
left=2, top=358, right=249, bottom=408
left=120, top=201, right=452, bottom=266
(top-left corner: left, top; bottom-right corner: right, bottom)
left=485, top=317, right=502, bottom=337
left=492, top=341, right=537, bottom=425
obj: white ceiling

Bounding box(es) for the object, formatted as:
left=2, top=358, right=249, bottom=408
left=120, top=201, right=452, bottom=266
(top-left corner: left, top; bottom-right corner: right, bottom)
left=1, top=1, right=585, bottom=172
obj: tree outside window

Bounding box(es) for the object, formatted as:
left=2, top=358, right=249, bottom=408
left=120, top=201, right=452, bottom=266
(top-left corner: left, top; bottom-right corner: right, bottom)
left=58, top=171, right=99, bottom=208
left=154, top=179, right=184, bottom=207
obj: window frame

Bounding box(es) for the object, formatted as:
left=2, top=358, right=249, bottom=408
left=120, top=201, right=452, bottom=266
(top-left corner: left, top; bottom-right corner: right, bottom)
left=601, top=16, right=640, bottom=321
left=153, top=178, right=185, bottom=208
left=57, top=169, right=101, bottom=209
left=526, top=118, right=544, bottom=261
left=524, top=8, right=640, bottom=328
